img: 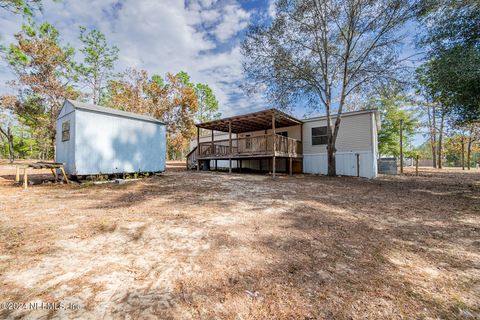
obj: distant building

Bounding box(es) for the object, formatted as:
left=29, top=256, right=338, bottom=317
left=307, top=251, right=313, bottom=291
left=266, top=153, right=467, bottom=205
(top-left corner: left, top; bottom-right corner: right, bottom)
left=56, top=100, right=166, bottom=176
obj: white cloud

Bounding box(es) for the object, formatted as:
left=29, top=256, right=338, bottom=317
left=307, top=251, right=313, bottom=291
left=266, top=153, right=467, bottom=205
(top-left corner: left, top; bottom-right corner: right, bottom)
left=213, top=4, right=250, bottom=42
left=0, top=0, right=264, bottom=116
left=268, top=0, right=277, bottom=18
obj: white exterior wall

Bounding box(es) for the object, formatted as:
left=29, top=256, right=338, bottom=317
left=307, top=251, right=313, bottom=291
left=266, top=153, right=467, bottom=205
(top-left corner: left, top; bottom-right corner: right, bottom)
left=302, top=112, right=378, bottom=178
left=237, top=125, right=302, bottom=140
left=190, top=132, right=231, bottom=150
left=56, top=103, right=76, bottom=174
left=56, top=101, right=166, bottom=175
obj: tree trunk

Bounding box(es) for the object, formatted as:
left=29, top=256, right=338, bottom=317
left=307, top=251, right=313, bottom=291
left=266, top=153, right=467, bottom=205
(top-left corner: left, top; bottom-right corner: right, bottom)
left=326, top=108, right=339, bottom=177
left=323, top=90, right=337, bottom=176
left=51, top=133, right=56, bottom=162
left=7, top=127, right=14, bottom=163
left=467, top=135, right=472, bottom=170
left=437, top=111, right=445, bottom=169
left=431, top=106, right=437, bottom=168
left=327, top=144, right=336, bottom=176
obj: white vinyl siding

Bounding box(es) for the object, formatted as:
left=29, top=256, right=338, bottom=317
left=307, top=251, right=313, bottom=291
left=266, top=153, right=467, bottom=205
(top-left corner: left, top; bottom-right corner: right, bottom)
left=237, top=125, right=302, bottom=140
left=302, top=112, right=378, bottom=178
left=302, top=113, right=373, bottom=154
left=56, top=109, right=76, bottom=174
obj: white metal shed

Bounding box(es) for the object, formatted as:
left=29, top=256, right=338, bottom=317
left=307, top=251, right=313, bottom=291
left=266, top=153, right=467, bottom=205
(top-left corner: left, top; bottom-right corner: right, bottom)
left=56, top=99, right=166, bottom=176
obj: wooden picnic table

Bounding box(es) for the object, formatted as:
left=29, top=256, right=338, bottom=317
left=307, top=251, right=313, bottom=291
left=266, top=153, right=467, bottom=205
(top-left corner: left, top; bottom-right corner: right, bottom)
left=15, top=162, right=69, bottom=189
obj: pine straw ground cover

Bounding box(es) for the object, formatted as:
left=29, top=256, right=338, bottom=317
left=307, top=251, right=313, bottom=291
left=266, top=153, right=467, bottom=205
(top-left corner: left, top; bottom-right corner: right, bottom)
left=0, top=161, right=478, bottom=319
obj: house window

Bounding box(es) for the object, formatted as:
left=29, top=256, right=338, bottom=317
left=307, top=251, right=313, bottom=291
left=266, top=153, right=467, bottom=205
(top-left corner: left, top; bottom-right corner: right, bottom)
left=62, top=121, right=70, bottom=142
left=245, top=134, right=252, bottom=149
left=311, top=126, right=328, bottom=145
left=278, top=131, right=288, bottom=138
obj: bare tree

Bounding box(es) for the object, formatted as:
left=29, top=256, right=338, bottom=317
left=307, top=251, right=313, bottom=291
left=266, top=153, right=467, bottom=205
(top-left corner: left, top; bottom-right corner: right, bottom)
left=242, top=0, right=413, bottom=175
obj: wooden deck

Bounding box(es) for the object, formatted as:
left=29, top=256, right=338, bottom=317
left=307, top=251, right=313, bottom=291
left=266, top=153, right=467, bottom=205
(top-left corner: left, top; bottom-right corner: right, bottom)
left=197, top=134, right=302, bottom=160
left=191, top=108, right=304, bottom=176
left=186, top=134, right=303, bottom=172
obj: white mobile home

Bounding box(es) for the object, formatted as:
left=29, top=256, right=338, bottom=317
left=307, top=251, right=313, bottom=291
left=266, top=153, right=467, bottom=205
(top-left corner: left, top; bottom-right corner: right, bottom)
left=56, top=100, right=166, bottom=176
left=188, top=109, right=379, bottom=178
left=302, top=110, right=380, bottom=178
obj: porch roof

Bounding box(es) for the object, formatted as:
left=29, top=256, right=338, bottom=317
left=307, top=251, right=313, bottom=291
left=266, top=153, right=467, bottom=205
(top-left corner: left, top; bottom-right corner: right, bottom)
left=196, top=108, right=303, bottom=133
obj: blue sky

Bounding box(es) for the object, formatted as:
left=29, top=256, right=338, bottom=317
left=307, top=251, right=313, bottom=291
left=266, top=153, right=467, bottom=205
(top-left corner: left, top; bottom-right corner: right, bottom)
left=0, top=0, right=271, bottom=114
left=0, top=0, right=427, bottom=145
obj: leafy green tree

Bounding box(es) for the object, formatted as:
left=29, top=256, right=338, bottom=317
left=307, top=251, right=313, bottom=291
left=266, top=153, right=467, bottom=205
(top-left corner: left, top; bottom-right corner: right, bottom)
left=4, top=20, right=79, bottom=159
left=77, top=27, right=119, bottom=104
left=11, top=124, right=38, bottom=158
left=416, top=0, right=480, bottom=123
left=195, top=83, right=220, bottom=123
left=412, top=142, right=433, bottom=160
left=0, top=97, right=40, bottom=161
left=176, top=71, right=194, bottom=88
left=366, top=86, right=417, bottom=157
left=378, top=107, right=417, bottom=157
left=427, top=47, right=479, bottom=124
left=173, top=72, right=220, bottom=123
left=0, top=102, right=15, bottom=162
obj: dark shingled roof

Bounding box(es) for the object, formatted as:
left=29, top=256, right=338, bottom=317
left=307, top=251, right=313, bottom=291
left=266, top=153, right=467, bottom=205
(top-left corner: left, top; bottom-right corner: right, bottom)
left=66, top=99, right=165, bottom=124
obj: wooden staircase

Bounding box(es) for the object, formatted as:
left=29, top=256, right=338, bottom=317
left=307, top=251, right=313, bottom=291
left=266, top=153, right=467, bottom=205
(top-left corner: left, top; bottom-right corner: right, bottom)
left=186, top=146, right=198, bottom=170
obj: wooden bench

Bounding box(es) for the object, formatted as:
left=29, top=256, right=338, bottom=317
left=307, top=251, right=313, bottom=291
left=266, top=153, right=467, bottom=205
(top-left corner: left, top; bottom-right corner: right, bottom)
left=15, top=162, right=69, bottom=189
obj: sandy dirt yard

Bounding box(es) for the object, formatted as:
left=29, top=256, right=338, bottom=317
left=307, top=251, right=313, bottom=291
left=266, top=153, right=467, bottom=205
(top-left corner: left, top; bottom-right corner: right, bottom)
left=0, top=161, right=479, bottom=319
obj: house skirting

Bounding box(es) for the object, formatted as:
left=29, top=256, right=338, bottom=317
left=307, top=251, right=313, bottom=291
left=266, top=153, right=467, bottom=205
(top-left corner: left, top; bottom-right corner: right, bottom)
left=303, top=151, right=377, bottom=178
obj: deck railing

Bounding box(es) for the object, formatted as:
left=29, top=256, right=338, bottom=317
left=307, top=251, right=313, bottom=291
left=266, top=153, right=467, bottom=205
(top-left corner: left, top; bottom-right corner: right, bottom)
left=197, top=134, right=302, bottom=158
left=186, top=146, right=198, bottom=169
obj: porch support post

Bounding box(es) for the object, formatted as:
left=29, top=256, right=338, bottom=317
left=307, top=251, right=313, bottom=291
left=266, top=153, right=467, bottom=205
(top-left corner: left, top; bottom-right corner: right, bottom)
left=229, top=121, right=232, bottom=174
left=211, top=129, right=214, bottom=156
left=300, top=123, right=303, bottom=151
left=196, top=126, right=200, bottom=171
left=289, top=157, right=293, bottom=176
left=300, top=123, right=303, bottom=173
left=272, top=112, right=276, bottom=178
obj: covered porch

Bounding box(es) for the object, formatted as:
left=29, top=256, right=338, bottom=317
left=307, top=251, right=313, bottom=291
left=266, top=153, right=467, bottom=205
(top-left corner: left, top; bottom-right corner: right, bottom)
left=190, top=108, right=303, bottom=177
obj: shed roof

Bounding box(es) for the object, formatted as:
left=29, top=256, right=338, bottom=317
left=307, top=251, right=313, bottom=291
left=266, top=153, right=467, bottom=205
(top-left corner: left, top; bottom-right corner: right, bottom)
left=65, top=100, right=165, bottom=124
left=196, top=108, right=302, bottom=133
